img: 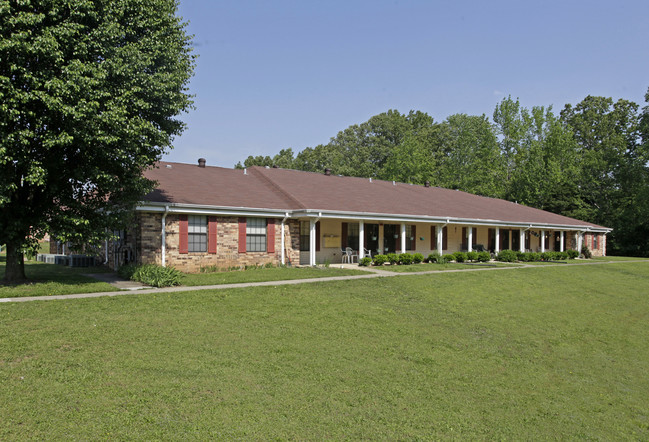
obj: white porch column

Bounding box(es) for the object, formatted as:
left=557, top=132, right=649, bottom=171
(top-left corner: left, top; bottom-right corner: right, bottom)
left=577, top=232, right=583, bottom=255
left=541, top=230, right=545, bottom=253
left=495, top=227, right=500, bottom=253
left=519, top=230, right=525, bottom=253
left=468, top=227, right=473, bottom=252
left=359, top=221, right=365, bottom=259
left=400, top=222, right=406, bottom=254
left=309, top=219, right=316, bottom=266
left=437, top=225, right=443, bottom=255
left=280, top=219, right=285, bottom=265
left=560, top=231, right=565, bottom=252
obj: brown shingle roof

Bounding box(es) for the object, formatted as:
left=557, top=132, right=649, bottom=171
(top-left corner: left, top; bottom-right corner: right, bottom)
left=142, top=161, right=608, bottom=230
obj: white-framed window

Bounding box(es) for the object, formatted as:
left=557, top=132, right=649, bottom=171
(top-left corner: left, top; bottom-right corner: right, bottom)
left=593, top=234, right=598, bottom=250
left=247, top=217, right=267, bottom=252
left=300, top=221, right=310, bottom=251
left=188, top=215, right=207, bottom=252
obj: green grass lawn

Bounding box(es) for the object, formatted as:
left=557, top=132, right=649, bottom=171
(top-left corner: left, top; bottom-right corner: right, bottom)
left=0, top=257, right=115, bottom=298
left=181, top=265, right=368, bottom=286
left=1, top=262, right=648, bottom=439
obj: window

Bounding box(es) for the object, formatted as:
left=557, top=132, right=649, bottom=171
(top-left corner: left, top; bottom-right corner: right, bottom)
left=188, top=215, right=207, bottom=252
left=247, top=217, right=267, bottom=252
left=406, top=225, right=415, bottom=250
left=300, top=221, right=310, bottom=251
left=347, top=223, right=359, bottom=250
left=593, top=234, right=598, bottom=250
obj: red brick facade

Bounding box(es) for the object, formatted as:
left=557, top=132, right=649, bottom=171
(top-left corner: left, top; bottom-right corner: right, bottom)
left=104, top=213, right=300, bottom=272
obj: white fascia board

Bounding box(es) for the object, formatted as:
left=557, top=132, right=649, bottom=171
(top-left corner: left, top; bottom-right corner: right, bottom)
left=137, top=204, right=611, bottom=233
left=136, top=202, right=288, bottom=218
left=292, top=209, right=612, bottom=233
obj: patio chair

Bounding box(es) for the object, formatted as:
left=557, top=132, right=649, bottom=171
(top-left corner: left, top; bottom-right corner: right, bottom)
left=363, top=248, right=372, bottom=259
left=346, top=247, right=358, bottom=264
left=341, top=248, right=350, bottom=263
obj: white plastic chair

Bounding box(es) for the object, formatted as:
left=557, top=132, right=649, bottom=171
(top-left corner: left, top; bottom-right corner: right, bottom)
left=346, top=247, right=358, bottom=263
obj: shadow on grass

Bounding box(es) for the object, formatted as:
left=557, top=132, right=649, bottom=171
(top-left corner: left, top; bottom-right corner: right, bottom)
left=0, top=259, right=116, bottom=297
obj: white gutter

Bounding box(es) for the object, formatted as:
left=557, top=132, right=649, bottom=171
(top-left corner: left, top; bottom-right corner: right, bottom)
left=280, top=212, right=289, bottom=265
left=161, top=205, right=169, bottom=267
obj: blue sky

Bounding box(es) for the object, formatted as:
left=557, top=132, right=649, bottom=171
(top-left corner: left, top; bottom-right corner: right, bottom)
left=168, top=0, right=649, bottom=168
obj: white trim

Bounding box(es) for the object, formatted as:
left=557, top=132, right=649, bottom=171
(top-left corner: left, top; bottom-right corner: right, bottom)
left=136, top=203, right=612, bottom=233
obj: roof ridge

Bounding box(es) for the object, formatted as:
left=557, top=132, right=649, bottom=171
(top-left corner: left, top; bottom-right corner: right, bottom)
left=248, top=167, right=306, bottom=210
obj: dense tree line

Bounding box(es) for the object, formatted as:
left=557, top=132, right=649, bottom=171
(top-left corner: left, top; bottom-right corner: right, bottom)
left=237, top=90, right=649, bottom=256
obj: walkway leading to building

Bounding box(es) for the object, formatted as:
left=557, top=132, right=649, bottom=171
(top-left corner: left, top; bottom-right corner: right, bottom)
left=1, top=260, right=646, bottom=304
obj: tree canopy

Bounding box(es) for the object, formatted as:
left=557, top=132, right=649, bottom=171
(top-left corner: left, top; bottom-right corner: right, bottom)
left=0, top=0, right=195, bottom=282
left=238, top=90, right=649, bottom=256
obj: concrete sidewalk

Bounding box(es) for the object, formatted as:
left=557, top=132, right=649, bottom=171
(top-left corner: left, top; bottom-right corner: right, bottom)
left=82, top=273, right=150, bottom=290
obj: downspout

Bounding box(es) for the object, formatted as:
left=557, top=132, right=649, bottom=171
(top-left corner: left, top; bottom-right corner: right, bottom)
left=161, top=205, right=169, bottom=267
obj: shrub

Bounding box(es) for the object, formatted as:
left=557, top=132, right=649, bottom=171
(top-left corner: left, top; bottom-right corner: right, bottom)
left=581, top=246, right=592, bottom=259
left=540, top=252, right=552, bottom=261
left=496, top=249, right=518, bottom=262
left=399, top=253, right=413, bottom=265
left=264, top=262, right=274, bottom=268
left=117, top=263, right=137, bottom=280
left=386, top=253, right=399, bottom=265
left=466, top=251, right=478, bottom=262
left=427, top=252, right=441, bottom=263
left=558, top=251, right=568, bottom=260
left=359, top=257, right=372, bottom=266
left=477, top=251, right=491, bottom=262
left=528, top=252, right=541, bottom=262
left=372, top=254, right=388, bottom=266
left=412, top=253, right=424, bottom=264
left=517, top=251, right=528, bottom=262
left=123, top=264, right=182, bottom=287
left=442, top=254, right=455, bottom=263
left=453, top=251, right=467, bottom=263
left=567, top=249, right=579, bottom=259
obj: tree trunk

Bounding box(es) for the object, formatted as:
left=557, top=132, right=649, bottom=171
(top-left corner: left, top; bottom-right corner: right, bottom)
left=3, top=239, right=26, bottom=283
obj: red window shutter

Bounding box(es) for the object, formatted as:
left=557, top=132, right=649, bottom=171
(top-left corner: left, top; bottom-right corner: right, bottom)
left=442, top=226, right=448, bottom=250
left=208, top=216, right=217, bottom=254
left=411, top=225, right=416, bottom=250
left=341, top=222, right=348, bottom=249
left=472, top=227, right=477, bottom=247
left=179, top=215, right=188, bottom=254
left=461, top=227, right=467, bottom=250
left=316, top=221, right=321, bottom=252
left=431, top=225, right=435, bottom=250
left=267, top=218, right=275, bottom=254
left=238, top=217, right=247, bottom=253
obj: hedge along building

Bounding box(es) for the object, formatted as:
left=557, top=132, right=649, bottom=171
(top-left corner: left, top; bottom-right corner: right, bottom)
left=115, top=159, right=610, bottom=271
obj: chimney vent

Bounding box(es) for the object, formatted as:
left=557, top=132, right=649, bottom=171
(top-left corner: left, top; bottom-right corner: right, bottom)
left=198, top=158, right=206, bottom=168
left=324, top=168, right=332, bottom=176
left=272, top=165, right=279, bottom=168
left=425, top=181, right=430, bottom=188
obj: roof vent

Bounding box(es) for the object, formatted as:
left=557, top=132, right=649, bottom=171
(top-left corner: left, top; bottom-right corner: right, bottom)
left=198, top=158, right=206, bottom=168
left=425, top=181, right=430, bottom=188
left=272, top=165, right=279, bottom=168
left=393, top=181, right=396, bottom=186
left=166, top=164, right=172, bottom=169
left=324, top=168, right=332, bottom=176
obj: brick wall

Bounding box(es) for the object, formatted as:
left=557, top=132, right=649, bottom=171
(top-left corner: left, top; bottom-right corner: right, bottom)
left=134, top=213, right=300, bottom=273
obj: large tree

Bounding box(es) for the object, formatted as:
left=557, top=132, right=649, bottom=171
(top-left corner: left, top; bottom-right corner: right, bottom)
left=0, top=0, right=195, bottom=282
left=561, top=95, right=647, bottom=255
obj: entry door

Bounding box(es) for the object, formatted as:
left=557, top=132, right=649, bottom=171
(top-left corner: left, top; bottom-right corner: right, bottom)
left=383, top=224, right=399, bottom=253
left=365, top=224, right=379, bottom=255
